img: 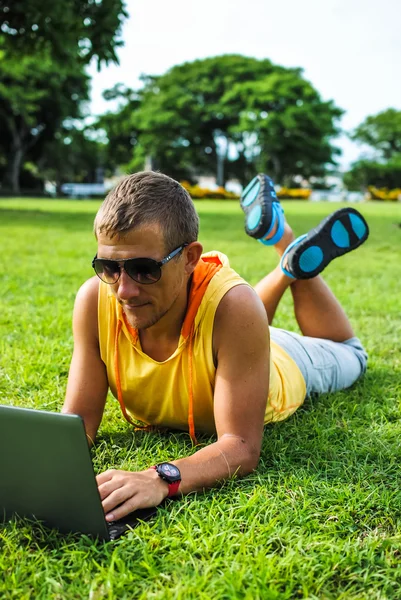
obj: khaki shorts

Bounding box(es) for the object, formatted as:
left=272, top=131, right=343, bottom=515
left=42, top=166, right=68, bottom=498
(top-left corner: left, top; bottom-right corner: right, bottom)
left=270, top=327, right=368, bottom=396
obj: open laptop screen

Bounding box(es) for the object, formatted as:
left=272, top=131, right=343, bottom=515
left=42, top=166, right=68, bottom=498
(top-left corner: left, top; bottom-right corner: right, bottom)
left=0, top=405, right=110, bottom=539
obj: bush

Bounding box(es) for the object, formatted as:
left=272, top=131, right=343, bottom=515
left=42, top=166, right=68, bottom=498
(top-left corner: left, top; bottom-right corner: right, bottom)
left=181, top=181, right=239, bottom=200
left=368, top=186, right=401, bottom=201
left=181, top=182, right=311, bottom=201
left=277, top=187, right=311, bottom=200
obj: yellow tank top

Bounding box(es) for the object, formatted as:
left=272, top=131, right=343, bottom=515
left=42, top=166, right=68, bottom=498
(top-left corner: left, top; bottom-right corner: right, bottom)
left=98, top=252, right=306, bottom=439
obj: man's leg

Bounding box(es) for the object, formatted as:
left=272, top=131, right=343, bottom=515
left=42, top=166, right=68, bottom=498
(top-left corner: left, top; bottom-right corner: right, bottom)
left=253, top=216, right=367, bottom=396
left=241, top=173, right=368, bottom=344
left=240, top=174, right=369, bottom=395
left=254, top=220, right=354, bottom=343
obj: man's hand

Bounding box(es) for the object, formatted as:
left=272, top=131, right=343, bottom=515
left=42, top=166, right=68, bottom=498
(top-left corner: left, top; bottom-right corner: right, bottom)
left=96, top=468, right=169, bottom=521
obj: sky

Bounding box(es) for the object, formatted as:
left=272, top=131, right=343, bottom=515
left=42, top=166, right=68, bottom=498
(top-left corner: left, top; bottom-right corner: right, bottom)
left=88, top=0, right=401, bottom=170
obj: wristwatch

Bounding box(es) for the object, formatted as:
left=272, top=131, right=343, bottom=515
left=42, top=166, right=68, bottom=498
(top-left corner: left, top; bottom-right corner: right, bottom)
left=152, top=462, right=181, bottom=497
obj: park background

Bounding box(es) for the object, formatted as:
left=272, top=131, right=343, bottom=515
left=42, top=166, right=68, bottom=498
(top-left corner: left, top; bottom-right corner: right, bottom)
left=1, top=0, right=401, bottom=198
left=1, top=1, right=401, bottom=599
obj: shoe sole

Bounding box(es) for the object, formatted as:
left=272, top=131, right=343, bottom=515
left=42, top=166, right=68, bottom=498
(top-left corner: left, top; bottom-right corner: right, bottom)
left=284, top=207, right=369, bottom=279
left=240, top=174, right=278, bottom=239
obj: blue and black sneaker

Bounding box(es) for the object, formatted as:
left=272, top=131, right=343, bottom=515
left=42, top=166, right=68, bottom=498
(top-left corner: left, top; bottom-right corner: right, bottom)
left=280, top=207, right=369, bottom=279
left=240, top=174, right=285, bottom=246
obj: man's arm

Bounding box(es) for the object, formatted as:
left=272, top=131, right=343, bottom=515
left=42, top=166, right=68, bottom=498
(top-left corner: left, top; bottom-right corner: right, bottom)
left=62, top=276, right=108, bottom=443
left=170, top=283, right=270, bottom=490
left=97, top=284, right=270, bottom=520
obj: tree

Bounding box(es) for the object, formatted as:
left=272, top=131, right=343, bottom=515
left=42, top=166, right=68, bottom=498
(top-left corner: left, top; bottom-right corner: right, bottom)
left=0, top=0, right=127, bottom=193
left=133, top=56, right=284, bottom=183
left=0, top=49, right=89, bottom=193
left=0, top=0, right=127, bottom=68
left=225, top=71, right=343, bottom=184
left=344, top=109, right=401, bottom=190
left=351, top=108, right=401, bottom=161
left=91, top=84, right=143, bottom=176
left=344, top=155, right=401, bottom=190
left=113, top=55, right=343, bottom=186
left=35, top=126, right=107, bottom=192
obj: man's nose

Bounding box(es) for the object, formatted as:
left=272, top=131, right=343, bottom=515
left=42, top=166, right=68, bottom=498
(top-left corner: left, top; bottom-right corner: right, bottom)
left=117, top=269, right=142, bottom=299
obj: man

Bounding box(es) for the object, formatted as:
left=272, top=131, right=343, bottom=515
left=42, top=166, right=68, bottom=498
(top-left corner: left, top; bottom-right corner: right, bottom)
left=62, top=172, right=368, bottom=523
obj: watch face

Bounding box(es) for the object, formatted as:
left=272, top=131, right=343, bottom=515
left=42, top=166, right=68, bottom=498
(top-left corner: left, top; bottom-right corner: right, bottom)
left=157, top=462, right=181, bottom=482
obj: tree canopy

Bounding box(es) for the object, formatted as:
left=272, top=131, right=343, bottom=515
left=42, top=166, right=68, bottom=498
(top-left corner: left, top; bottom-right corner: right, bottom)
left=343, top=156, right=401, bottom=190
left=226, top=70, right=342, bottom=183
left=2, top=48, right=345, bottom=192
left=99, top=55, right=343, bottom=186
left=351, top=108, right=401, bottom=161
left=0, top=0, right=127, bottom=193
left=344, top=109, right=401, bottom=189
left=0, top=0, right=127, bottom=67
left=92, top=84, right=142, bottom=176
left=0, top=48, right=90, bottom=192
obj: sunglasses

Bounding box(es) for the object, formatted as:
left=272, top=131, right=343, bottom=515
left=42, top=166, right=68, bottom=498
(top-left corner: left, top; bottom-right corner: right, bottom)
left=92, top=244, right=188, bottom=285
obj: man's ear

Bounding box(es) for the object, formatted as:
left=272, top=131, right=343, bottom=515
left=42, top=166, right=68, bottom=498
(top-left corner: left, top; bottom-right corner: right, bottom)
left=184, top=242, right=203, bottom=276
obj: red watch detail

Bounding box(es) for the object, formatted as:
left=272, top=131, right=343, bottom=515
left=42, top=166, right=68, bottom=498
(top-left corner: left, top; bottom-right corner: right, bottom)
left=166, top=479, right=180, bottom=496
left=152, top=463, right=181, bottom=497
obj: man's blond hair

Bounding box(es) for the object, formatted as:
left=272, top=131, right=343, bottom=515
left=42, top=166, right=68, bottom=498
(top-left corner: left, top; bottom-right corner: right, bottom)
left=94, top=171, right=199, bottom=251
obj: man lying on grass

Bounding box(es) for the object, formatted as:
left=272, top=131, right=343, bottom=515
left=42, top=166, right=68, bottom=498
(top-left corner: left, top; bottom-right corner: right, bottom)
left=63, top=171, right=369, bottom=523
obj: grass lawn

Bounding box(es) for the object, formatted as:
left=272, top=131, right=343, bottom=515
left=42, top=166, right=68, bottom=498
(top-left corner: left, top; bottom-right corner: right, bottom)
left=0, top=197, right=400, bottom=599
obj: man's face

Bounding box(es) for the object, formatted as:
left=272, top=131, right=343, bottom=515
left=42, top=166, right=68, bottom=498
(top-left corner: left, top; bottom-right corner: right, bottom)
left=97, top=223, right=188, bottom=331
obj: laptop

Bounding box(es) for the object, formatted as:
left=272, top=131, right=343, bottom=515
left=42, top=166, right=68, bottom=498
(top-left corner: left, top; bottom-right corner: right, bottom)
left=0, top=404, right=158, bottom=540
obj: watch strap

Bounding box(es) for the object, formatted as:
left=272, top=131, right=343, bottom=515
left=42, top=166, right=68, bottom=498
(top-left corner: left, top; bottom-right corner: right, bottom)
left=151, top=465, right=181, bottom=497
left=166, top=479, right=180, bottom=497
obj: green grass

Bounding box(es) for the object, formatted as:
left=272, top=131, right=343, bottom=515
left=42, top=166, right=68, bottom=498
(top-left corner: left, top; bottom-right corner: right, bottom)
left=0, top=197, right=400, bottom=599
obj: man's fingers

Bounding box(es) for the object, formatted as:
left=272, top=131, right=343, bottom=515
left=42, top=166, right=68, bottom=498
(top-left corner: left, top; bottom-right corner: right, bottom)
left=101, top=483, right=137, bottom=515
left=95, top=469, right=167, bottom=518
left=97, top=478, right=125, bottom=501
left=105, top=496, right=139, bottom=522
left=96, top=468, right=118, bottom=485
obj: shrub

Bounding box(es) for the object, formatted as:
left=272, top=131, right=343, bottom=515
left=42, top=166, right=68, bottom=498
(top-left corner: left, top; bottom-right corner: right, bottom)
left=181, top=182, right=311, bottom=201
left=181, top=181, right=239, bottom=200
left=277, top=187, right=311, bottom=200
left=368, top=186, right=401, bottom=201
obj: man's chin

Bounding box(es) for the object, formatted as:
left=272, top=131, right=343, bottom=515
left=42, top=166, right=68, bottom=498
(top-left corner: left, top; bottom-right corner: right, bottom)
left=124, top=314, right=149, bottom=330
left=123, top=307, right=159, bottom=331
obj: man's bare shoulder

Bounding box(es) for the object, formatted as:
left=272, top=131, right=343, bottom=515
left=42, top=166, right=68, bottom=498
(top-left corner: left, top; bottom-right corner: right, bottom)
left=75, top=276, right=100, bottom=307
left=215, top=284, right=268, bottom=324
left=73, top=277, right=100, bottom=341
left=213, top=284, right=269, bottom=354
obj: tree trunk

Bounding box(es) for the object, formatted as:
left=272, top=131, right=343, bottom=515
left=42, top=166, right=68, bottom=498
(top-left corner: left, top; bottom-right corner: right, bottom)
left=8, top=145, right=24, bottom=195
left=217, top=153, right=225, bottom=187
left=3, top=117, right=43, bottom=195
left=270, top=154, right=281, bottom=183
left=4, top=117, right=26, bottom=195
left=216, top=136, right=229, bottom=187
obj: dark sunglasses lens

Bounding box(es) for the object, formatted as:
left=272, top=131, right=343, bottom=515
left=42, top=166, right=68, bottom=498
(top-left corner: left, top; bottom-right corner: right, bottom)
left=125, top=258, right=161, bottom=284
left=94, top=259, right=120, bottom=283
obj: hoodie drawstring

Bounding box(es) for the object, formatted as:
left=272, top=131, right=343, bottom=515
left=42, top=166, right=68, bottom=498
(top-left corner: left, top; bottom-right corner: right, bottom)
left=114, top=319, right=134, bottom=425
left=187, top=325, right=197, bottom=445
left=114, top=317, right=198, bottom=444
